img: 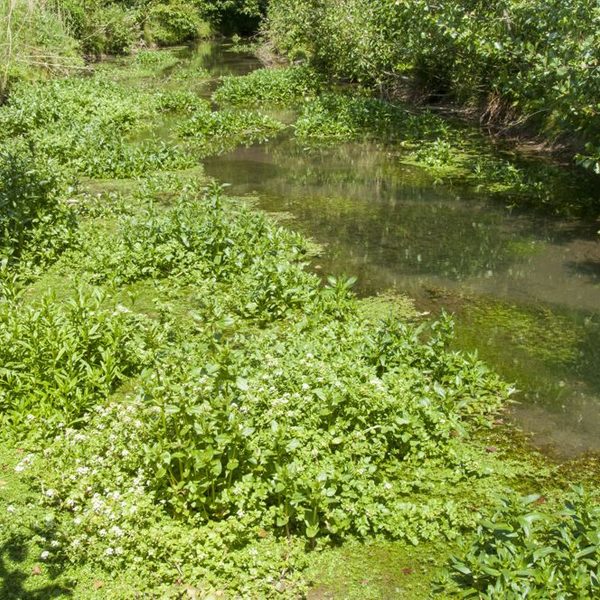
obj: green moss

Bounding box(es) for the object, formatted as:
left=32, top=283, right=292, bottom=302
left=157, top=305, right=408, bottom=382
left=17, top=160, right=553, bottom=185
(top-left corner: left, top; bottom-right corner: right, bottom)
left=306, top=540, right=452, bottom=599
left=357, top=293, right=418, bottom=323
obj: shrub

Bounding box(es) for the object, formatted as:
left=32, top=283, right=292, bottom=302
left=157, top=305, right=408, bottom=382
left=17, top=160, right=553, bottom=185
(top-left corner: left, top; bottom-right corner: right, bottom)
left=440, top=487, right=600, bottom=598
left=0, top=142, right=76, bottom=268
left=145, top=0, right=211, bottom=46
left=60, top=0, right=137, bottom=55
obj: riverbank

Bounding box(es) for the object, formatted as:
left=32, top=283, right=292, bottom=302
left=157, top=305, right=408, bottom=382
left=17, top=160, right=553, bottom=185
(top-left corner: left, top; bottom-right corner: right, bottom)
left=1, top=42, right=599, bottom=598
left=264, top=0, right=600, bottom=175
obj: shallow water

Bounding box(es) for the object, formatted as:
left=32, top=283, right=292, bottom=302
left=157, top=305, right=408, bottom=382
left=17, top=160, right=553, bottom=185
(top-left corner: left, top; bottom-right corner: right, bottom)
left=182, top=42, right=600, bottom=457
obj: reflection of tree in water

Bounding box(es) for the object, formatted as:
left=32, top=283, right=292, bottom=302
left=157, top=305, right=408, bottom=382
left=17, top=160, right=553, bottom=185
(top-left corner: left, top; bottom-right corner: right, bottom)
left=566, top=259, right=600, bottom=284
left=297, top=198, right=524, bottom=280
left=0, top=532, right=72, bottom=599
left=576, top=316, right=600, bottom=392
left=206, top=138, right=599, bottom=281
left=229, top=143, right=540, bottom=281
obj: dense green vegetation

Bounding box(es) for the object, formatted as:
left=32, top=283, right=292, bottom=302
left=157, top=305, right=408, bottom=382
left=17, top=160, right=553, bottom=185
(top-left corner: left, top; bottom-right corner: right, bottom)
left=0, top=131, right=529, bottom=594
left=0, top=0, right=264, bottom=98
left=214, top=66, right=598, bottom=216
left=440, top=487, right=600, bottom=598
left=266, top=0, right=600, bottom=173
left=1, top=1, right=599, bottom=596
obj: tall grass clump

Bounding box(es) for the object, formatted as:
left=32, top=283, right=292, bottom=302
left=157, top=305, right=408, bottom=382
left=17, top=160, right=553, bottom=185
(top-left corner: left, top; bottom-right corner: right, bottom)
left=0, top=0, right=81, bottom=97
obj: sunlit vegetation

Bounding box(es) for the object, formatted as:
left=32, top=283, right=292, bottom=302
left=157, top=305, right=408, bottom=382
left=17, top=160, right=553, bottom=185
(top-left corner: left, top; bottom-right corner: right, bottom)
left=266, top=0, right=600, bottom=174
left=214, top=65, right=320, bottom=107
left=439, top=487, right=600, bottom=598
left=0, top=162, right=534, bottom=595
left=0, top=1, right=599, bottom=596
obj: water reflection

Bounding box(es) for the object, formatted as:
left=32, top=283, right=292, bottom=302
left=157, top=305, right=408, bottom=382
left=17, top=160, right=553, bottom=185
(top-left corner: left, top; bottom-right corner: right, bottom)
left=204, top=139, right=600, bottom=456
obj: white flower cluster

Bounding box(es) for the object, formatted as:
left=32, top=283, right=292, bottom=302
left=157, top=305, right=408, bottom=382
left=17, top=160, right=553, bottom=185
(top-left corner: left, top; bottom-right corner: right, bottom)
left=14, top=453, right=35, bottom=473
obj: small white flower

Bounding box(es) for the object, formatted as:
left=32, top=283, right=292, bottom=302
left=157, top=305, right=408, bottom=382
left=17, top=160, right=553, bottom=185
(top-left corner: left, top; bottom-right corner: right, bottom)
left=110, top=525, right=124, bottom=537
left=105, top=547, right=114, bottom=556
left=40, top=551, right=50, bottom=560
left=6, top=505, right=15, bottom=514
left=45, top=489, right=56, bottom=498
left=301, top=383, right=310, bottom=391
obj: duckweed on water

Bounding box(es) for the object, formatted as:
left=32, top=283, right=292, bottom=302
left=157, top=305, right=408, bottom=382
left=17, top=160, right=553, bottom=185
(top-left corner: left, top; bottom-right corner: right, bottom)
left=455, top=298, right=600, bottom=398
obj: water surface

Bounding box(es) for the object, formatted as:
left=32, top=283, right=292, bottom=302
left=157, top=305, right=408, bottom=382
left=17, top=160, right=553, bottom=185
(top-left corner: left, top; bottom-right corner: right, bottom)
left=189, top=43, right=600, bottom=457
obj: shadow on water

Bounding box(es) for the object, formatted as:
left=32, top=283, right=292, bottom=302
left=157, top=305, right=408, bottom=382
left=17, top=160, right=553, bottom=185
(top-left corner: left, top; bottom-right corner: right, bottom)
left=566, top=258, right=600, bottom=283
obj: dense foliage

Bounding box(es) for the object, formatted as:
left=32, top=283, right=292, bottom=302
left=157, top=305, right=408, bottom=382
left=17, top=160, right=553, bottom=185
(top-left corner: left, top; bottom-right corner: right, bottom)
left=0, top=0, right=82, bottom=97
left=0, top=28, right=598, bottom=597
left=0, top=60, right=282, bottom=179
left=0, top=173, right=522, bottom=596
left=266, top=0, right=600, bottom=172
left=0, top=0, right=263, bottom=97
left=441, top=488, right=600, bottom=598
left=0, top=143, right=76, bottom=269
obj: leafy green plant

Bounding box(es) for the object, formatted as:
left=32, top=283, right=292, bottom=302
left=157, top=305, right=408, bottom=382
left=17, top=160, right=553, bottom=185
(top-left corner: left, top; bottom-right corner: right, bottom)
left=60, top=0, right=138, bottom=55
left=0, top=287, right=161, bottom=434
left=0, top=142, right=76, bottom=269
left=440, top=487, right=600, bottom=598
left=213, top=66, right=321, bottom=107
left=178, top=104, right=285, bottom=153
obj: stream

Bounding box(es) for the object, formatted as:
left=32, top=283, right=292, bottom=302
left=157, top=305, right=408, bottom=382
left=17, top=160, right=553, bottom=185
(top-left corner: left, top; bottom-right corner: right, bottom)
left=174, top=42, right=600, bottom=457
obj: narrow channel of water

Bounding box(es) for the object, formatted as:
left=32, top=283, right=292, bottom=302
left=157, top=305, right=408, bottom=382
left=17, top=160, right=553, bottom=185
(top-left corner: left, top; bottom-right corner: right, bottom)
left=181, top=42, right=600, bottom=457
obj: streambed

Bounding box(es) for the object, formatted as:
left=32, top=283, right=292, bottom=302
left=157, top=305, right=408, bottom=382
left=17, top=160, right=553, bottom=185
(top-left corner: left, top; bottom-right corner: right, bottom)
left=161, top=42, right=600, bottom=457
